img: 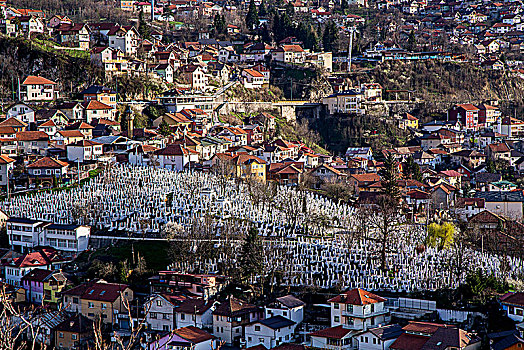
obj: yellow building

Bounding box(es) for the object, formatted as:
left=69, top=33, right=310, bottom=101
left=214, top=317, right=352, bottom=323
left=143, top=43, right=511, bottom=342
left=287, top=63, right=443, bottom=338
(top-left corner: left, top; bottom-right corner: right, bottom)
left=213, top=152, right=267, bottom=182
left=62, top=280, right=134, bottom=325
left=399, top=113, right=419, bottom=130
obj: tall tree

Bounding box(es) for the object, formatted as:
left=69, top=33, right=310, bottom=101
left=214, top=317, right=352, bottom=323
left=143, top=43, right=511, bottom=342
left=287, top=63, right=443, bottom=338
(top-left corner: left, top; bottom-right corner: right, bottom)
left=407, top=30, right=416, bottom=51
left=213, top=13, right=226, bottom=34
left=246, top=0, right=259, bottom=30
left=239, top=226, right=264, bottom=281
left=403, top=156, right=422, bottom=182
left=322, top=20, right=338, bottom=52
left=379, top=153, right=401, bottom=200
left=259, top=0, right=268, bottom=17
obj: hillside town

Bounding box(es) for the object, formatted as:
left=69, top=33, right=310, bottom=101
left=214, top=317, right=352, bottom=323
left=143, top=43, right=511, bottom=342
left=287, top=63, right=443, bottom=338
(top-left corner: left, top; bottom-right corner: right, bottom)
left=2, top=0, right=524, bottom=349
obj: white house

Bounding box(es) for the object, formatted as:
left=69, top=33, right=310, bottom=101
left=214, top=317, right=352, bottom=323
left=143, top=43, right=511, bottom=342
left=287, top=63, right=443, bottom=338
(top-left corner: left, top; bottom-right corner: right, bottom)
left=175, top=298, right=217, bottom=330
left=328, top=289, right=388, bottom=331
left=66, top=140, right=104, bottom=162
left=265, top=295, right=305, bottom=330
left=19, top=76, right=59, bottom=102
left=355, top=324, right=402, bottom=350
left=241, top=69, right=268, bottom=89
left=0, top=155, right=15, bottom=188
left=148, top=326, right=216, bottom=350
left=154, top=144, right=199, bottom=171
left=500, top=292, right=524, bottom=323
left=108, top=25, right=140, bottom=56
left=145, top=294, right=177, bottom=332
left=244, top=316, right=295, bottom=349
left=212, top=297, right=262, bottom=345
left=322, top=90, right=365, bottom=115
left=7, top=103, right=35, bottom=124
left=310, top=325, right=354, bottom=350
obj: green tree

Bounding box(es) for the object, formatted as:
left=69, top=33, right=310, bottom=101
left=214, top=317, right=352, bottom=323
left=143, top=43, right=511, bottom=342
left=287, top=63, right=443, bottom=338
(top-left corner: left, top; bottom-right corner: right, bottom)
left=403, top=156, right=422, bottom=182
left=259, top=0, right=268, bottom=17
left=426, top=222, right=456, bottom=250
left=407, top=30, right=416, bottom=51
left=238, top=226, right=264, bottom=281
left=138, top=10, right=151, bottom=39
left=486, top=159, right=497, bottom=173
left=246, top=0, right=259, bottom=30
left=322, top=20, right=339, bottom=52
left=379, top=153, right=400, bottom=200
left=158, top=120, right=172, bottom=136
left=214, top=14, right=226, bottom=34
left=52, top=175, right=58, bottom=188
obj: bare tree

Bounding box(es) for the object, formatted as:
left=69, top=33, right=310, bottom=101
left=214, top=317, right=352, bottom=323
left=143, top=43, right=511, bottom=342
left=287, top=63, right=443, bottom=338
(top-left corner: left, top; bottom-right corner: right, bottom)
left=366, top=195, right=403, bottom=271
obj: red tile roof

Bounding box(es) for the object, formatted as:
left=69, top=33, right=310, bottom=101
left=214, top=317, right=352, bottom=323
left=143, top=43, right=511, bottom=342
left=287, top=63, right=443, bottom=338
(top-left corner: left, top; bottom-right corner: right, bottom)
left=390, top=333, right=429, bottom=350
left=327, top=288, right=386, bottom=305
left=309, top=325, right=353, bottom=339
left=27, top=157, right=69, bottom=169
left=62, top=280, right=131, bottom=302
left=174, top=326, right=214, bottom=344
left=22, top=76, right=57, bottom=85
left=16, top=131, right=49, bottom=142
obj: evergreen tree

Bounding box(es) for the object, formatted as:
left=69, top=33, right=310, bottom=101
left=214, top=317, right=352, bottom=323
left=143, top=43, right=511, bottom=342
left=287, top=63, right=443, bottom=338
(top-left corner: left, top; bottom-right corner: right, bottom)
left=341, top=0, right=348, bottom=10
left=403, top=156, right=422, bottom=182
left=213, top=13, right=226, bottom=34
left=158, top=120, right=172, bottom=136
left=379, top=153, right=401, bottom=200
left=259, top=0, right=268, bottom=17
left=285, top=2, right=295, bottom=16
left=238, top=226, right=263, bottom=281
left=138, top=10, right=151, bottom=39
left=246, top=0, right=259, bottom=30
left=407, top=30, right=416, bottom=51
left=322, top=20, right=338, bottom=52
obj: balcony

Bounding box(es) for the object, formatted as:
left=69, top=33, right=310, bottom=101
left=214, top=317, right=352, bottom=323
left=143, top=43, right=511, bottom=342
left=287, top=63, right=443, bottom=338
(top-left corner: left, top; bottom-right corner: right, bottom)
left=342, top=309, right=388, bottom=318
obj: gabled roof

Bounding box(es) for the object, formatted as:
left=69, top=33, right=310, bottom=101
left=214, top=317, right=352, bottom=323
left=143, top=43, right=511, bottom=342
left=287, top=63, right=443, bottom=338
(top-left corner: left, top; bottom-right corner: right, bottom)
left=275, top=294, right=305, bottom=308
left=500, top=292, right=524, bottom=306
left=22, top=76, right=57, bottom=85
left=0, top=117, right=28, bottom=128
left=309, top=325, right=353, bottom=339
left=82, top=100, right=113, bottom=110
left=16, top=131, right=49, bottom=142
left=176, top=298, right=215, bottom=314
left=212, top=297, right=258, bottom=317
left=173, top=326, right=214, bottom=344
left=327, top=288, right=386, bottom=305
left=27, top=157, right=69, bottom=169
left=62, top=280, right=130, bottom=302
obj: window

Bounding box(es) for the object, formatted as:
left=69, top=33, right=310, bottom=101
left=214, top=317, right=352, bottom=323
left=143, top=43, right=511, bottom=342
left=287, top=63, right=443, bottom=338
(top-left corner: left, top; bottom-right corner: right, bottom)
left=101, top=303, right=107, bottom=310
left=334, top=316, right=339, bottom=322
left=157, top=300, right=162, bottom=307
left=255, top=325, right=260, bottom=331
left=59, top=332, right=64, bottom=338
left=334, top=303, right=339, bottom=309
left=163, top=314, right=170, bottom=320
left=150, top=312, right=157, bottom=319
left=181, top=313, right=185, bottom=320
left=88, top=302, right=94, bottom=308
left=72, top=334, right=78, bottom=340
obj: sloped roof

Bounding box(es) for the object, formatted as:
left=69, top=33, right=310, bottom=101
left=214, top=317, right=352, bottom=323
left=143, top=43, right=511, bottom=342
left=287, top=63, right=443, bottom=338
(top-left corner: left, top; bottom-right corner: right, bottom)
left=27, top=157, right=69, bottom=169
left=309, top=325, right=353, bottom=339
left=173, top=326, right=214, bottom=344
left=327, top=288, right=386, bottom=305
left=22, top=76, right=56, bottom=85
left=62, top=280, right=130, bottom=302
left=212, top=297, right=258, bottom=317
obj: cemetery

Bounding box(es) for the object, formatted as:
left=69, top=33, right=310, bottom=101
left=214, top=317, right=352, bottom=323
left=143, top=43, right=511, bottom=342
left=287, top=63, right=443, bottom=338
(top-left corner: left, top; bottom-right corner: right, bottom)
left=2, top=164, right=523, bottom=293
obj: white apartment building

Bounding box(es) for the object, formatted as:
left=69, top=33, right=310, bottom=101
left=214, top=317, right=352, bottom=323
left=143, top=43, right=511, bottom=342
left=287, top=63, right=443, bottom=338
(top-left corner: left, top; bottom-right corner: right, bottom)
left=244, top=316, right=296, bottom=349
left=7, top=217, right=48, bottom=253
left=43, top=224, right=90, bottom=253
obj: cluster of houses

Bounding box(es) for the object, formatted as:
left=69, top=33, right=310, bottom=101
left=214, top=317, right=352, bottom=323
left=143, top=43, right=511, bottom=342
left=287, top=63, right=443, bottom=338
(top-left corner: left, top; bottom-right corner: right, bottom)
left=1, top=251, right=524, bottom=350
left=369, top=0, right=524, bottom=70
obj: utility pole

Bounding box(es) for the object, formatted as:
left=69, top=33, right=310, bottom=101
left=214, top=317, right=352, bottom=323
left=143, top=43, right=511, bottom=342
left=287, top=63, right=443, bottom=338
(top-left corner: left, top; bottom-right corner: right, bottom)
left=347, top=26, right=355, bottom=73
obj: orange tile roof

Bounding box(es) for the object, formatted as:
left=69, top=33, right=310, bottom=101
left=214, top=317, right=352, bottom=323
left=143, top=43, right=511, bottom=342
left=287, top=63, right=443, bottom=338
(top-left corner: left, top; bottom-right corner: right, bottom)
left=22, top=76, right=57, bottom=85
left=27, top=157, right=69, bottom=169
left=327, top=288, right=386, bottom=305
